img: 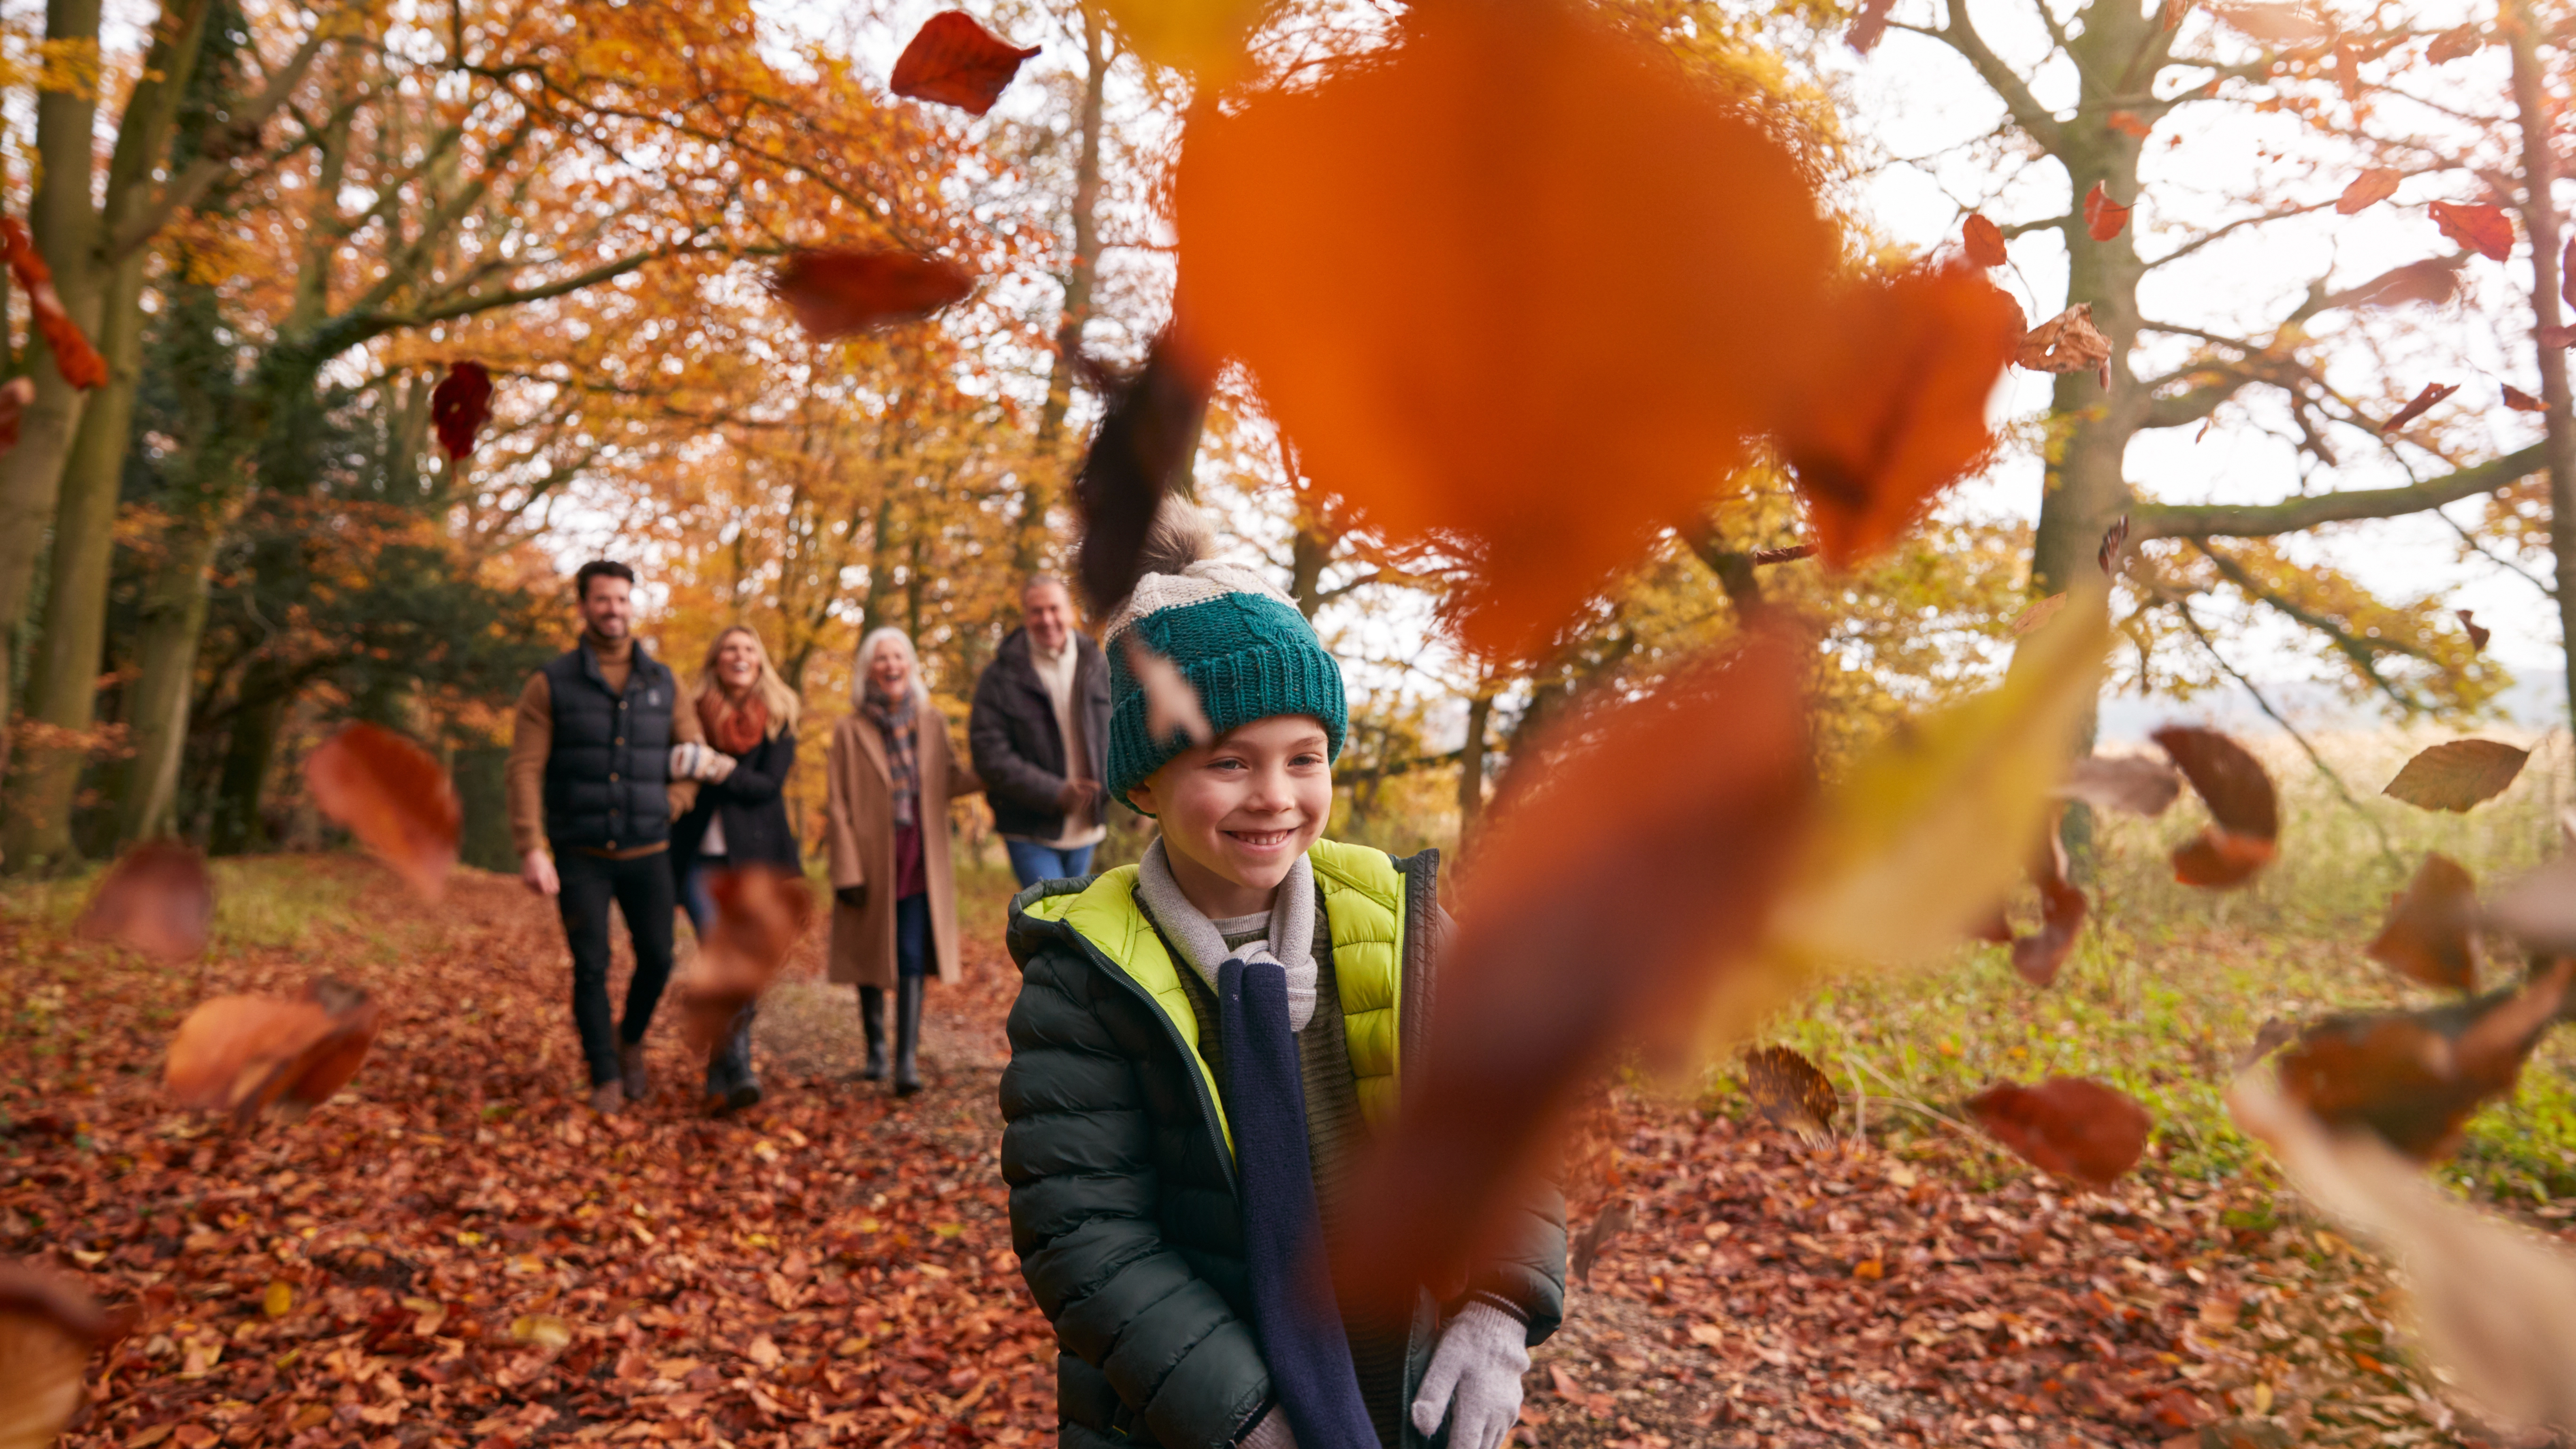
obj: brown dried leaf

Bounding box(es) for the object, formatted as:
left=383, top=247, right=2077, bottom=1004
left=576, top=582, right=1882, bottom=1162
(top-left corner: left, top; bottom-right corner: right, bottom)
left=2010, top=827, right=2090, bottom=989
left=2336, top=168, right=2400, bottom=215
left=2230, top=1077, right=2576, bottom=1433
left=2083, top=182, right=2132, bottom=242
left=888, top=12, right=1041, bottom=117
left=2382, top=381, right=2458, bottom=433
left=2424, top=23, right=2482, bottom=61
left=1847, top=0, right=1897, bottom=52
left=677, top=865, right=815, bottom=1055
left=305, top=723, right=461, bottom=899
left=1570, top=1200, right=1633, bottom=1285
left=2429, top=201, right=2513, bottom=263
left=770, top=251, right=975, bottom=339
left=2005, top=592, right=2067, bottom=636
left=2383, top=738, right=2530, bottom=813
left=2057, top=755, right=2184, bottom=816
left=1075, top=336, right=1213, bottom=615
left=0, top=1261, right=105, bottom=1449
left=2491, top=855, right=2576, bottom=955
left=2272, top=961, right=2571, bottom=1161
left=2153, top=725, right=2278, bottom=888
left=1963, top=212, right=2007, bottom=268
left=1121, top=635, right=1215, bottom=751
left=2016, top=303, right=2113, bottom=374
left=2098, top=513, right=2131, bottom=573
left=1967, top=1077, right=2152, bottom=1187
left=2456, top=608, right=2490, bottom=650
left=2334, top=257, right=2463, bottom=311
left=164, top=978, right=382, bottom=1126
left=2366, top=853, right=2480, bottom=992
left=75, top=840, right=213, bottom=961
left=2502, top=384, right=2546, bottom=414
left=1742, top=1045, right=1837, bottom=1147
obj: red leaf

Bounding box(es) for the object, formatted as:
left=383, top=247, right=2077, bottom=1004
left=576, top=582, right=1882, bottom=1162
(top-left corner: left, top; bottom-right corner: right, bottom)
left=75, top=840, right=214, bottom=962
left=2456, top=608, right=2490, bottom=650
left=2152, top=725, right=2278, bottom=889
left=770, top=251, right=975, bottom=339
left=890, top=12, right=1040, bottom=117
left=1847, top=0, right=1897, bottom=51
left=303, top=723, right=461, bottom=900
left=2107, top=110, right=2151, bottom=139
left=676, top=866, right=815, bottom=1055
left=1967, top=1077, right=2152, bottom=1187
left=2083, top=182, right=2132, bottom=242
left=2009, top=821, right=2089, bottom=988
left=2561, top=236, right=2576, bottom=311
left=2097, top=512, right=2131, bottom=573
left=1337, top=630, right=1813, bottom=1307
left=2382, top=381, right=2457, bottom=433
left=0, top=217, right=106, bottom=390
left=0, top=375, right=33, bottom=454
left=1962, top=212, right=2007, bottom=267
left=1779, top=262, right=2023, bottom=569
left=164, top=977, right=383, bottom=1126
left=2367, top=853, right=2480, bottom=992
left=2335, top=168, right=2400, bottom=215
left=2503, top=383, right=2546, bottom=413
left=2429, top=201, right=2512, bottom=262
left=1123, top=634, right=1215, bottom=750
left=2275, top=961, right=2570, bottom=1161
left=2426, top=23, right=2482, bottom=62
left=430, top=361, right=493, bottom=460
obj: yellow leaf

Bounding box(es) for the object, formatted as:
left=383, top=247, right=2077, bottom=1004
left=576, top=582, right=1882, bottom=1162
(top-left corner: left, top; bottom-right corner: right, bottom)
left=1094, top=0, right=1264, bottom=82
left=508, top=1313, right=572, bottom=1350
left=262, top=1280, right=292, bottom=1318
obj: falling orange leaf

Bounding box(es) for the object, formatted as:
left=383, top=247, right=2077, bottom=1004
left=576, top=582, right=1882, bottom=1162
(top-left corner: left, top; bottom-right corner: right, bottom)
left=2429, top=201, right=2512, bottom=262
left=75, top=840, right=214, bottom=962
left=1968, top=1077, right=2152, bottom=1186
left=2366, top=853, right=2480, bottom=992
left=1847, top=0, right=1898, bottom=52
left=2154, top=725, right=2278, bottom=890
left=770, top=251, right=975, bottom=339
left=2015, top=303, right=2112, bottom=375
left=1963, top=213, right=2007, bottom=267
left=303, top=723, right=461, bottom=900
left=2336, top=168, right=2400, bottom=215
left=889, top=12, right=1041, bottom=117
left=2083, top=182, right=2132, bottom=242
left=677, top=866, right=815, bottom=1054
left=0, top=218, right=106, bottom=390
left=2456, top=608, right=2489, bottom=650
left=164, top=977, right=383, bottom=1126
left=0, top=1260, right=107, bottom=1449
left=2106, top=111, right=2151, bottom=139
left=2503, top=383, right=2545, bottom=413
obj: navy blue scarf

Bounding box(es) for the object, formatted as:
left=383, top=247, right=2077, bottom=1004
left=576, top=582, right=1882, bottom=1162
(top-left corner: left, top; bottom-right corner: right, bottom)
left=1218, top=955, right=1376, bottom=1447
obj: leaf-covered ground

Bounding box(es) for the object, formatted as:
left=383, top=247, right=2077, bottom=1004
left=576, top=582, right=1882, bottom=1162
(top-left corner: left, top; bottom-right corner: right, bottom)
left=1, top=856, right=2555, bottom=1447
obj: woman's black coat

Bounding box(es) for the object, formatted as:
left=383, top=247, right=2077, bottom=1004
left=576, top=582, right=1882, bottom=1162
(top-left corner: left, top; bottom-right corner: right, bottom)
left=670, top=722, right=801, bottom=870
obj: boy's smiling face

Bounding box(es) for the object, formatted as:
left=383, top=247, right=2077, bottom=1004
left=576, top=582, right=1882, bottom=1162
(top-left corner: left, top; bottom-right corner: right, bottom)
left=1127, top=714, right=1334, bottom=919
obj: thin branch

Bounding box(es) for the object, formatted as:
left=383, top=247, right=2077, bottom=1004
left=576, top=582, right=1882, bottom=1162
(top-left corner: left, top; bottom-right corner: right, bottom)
left=2132, top=444, right=2544, bottom=539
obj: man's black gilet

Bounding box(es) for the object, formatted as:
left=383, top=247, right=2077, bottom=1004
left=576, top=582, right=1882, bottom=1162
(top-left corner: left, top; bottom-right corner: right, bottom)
left=541, top=642, right=676, bottom=852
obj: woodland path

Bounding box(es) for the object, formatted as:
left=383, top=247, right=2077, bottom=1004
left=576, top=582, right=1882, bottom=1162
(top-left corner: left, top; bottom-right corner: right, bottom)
left=0, top=857, right=2493, bottom=1448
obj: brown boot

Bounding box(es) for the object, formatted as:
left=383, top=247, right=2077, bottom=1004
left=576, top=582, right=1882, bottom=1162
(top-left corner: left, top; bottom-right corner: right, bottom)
left=619, top=1041, right=650, bottom=1103
left=588, top=1080, right=624, bottom=1114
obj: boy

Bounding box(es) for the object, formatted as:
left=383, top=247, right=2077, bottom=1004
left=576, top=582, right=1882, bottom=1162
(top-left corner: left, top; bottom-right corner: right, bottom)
left=998, top=537, right=1566, bottom=1449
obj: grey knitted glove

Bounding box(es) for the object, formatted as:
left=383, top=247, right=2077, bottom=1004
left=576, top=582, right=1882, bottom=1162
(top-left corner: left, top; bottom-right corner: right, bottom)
left=1238, top=1404, right=1299, bottom=1449
left=1410, top=1301, right=1529, bottom=1449
left=669, top=742, right=735, bottom=783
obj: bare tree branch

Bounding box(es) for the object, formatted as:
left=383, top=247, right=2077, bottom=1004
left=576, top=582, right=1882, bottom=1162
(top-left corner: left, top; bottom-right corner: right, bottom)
left=2131, top=444, right=2543, bottom=539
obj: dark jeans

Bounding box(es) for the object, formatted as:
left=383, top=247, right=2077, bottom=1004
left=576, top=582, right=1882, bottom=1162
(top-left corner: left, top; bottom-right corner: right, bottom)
left=556, top=848, right=677, bottom=1087
left=678, top=855, right=724, bottom=938
left=896, top=892, right=932, bottom=978
left=1004, top=839, right=1097, bottom=889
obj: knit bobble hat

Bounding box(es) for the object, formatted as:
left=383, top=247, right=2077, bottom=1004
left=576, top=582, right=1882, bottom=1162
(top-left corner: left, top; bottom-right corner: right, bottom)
left=1101, top=555, right=1347, bottom=811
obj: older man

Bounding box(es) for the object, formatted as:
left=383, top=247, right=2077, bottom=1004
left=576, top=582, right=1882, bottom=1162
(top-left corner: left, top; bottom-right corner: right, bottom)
left=968, top=574, right=1111, bottom=887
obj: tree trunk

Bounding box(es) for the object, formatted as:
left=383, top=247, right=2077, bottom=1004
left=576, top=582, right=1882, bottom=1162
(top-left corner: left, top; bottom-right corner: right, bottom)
left=1457, top=687, right=1493, bottom=844
left=208, top=660, right=292, bottom=855
left=1288, top=514, right=1335, bottom=619
left=1016, top=7, right=1108, bottom=573
left=0, top=0, right=110, bottom=792
left=2507, top=0, right=2576, bottom=735
left=120, top=508, right=224, bottom=842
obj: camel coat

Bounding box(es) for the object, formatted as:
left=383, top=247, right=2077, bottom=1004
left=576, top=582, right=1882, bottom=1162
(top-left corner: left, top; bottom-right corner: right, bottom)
left=825, top=706, right=982, bottom=989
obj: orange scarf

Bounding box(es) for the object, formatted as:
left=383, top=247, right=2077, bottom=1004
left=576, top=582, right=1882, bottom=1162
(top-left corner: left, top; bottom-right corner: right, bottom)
left=698, top=687, right=768, bottom=755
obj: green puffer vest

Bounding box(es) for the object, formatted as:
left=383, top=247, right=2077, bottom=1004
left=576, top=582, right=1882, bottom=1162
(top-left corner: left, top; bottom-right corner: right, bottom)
left=998, top=842, right=1566, bottom=1449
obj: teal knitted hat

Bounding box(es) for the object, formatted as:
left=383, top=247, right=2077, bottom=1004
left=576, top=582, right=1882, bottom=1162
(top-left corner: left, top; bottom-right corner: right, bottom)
left=1101, top=557, right=1347, bottom=810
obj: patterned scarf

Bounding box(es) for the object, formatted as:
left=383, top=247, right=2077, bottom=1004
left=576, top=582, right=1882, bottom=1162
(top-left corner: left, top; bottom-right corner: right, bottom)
left=861, top=684, right=920, bottom=829
left=697, top=686, right=769, bottom=756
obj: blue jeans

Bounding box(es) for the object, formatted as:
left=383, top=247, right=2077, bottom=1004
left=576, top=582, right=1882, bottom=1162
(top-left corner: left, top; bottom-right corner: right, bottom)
left=1005, top=839, right=1097, bottom=889
left=679, top=856, right=723, bottom=939
left=895, top=892, right=932, bottom=978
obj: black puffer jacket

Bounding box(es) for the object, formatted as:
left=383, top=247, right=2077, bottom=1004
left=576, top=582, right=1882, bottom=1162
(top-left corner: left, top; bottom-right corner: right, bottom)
left=998, top=848, right=1566, bottom=1449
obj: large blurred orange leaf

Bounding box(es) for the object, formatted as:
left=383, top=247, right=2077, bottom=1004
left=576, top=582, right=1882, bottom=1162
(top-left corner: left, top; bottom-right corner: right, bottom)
left=1174, top=0, right=1858, bottom=655
left=2272, top=960, right=2570, bottom=1162
left=770, top=251, right=975, bottom=339
left=0, top=218, right=105, bottom=390
left=164, top=977, right=383, bottom=1126
left=1968, top=1077, right=2151, bottom=1187
left=1337, top=628, right=1813, bottom=1303
left=0, top=1260, right=105, bottom=1449
left=75, top=839, right=213, bottom=961
left=677, top=866, right=815, bottom=1054
left=889, top=13, right=1040, bottom=117
left=2366, top=853, right=2479, bottom=992
left=304, top=723, right=461, bottom=900
left=2152, top=725, right=2277, bottom=888
left=2429, top=201, right=2512, bottom=262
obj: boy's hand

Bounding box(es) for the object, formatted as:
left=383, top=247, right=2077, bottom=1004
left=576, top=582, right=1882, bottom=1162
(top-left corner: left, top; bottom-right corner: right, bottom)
left=1410, top=1301, right=1528, bottom=1449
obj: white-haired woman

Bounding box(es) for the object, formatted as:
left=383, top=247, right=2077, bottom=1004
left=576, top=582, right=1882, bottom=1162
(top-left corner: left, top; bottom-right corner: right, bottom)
left=669, top=624, right=806, bottom=1116
left=825, top=627, right=981, bottom=1094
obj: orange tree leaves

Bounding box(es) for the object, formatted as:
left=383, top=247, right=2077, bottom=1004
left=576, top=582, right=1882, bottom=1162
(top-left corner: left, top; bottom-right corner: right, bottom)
left=1171, top=0, right=2008, bottom=655
left=164, top=977, right=384, bottom=1127
left=1967, top=1077, right=2152, bottom=1187
left=770, top=251, right=976, bottom=340
left=2336, top=168, right=2400, bottom=214
left=0, top=1260, right=107, bottom=1449
left=2082, top=182, right=2132, bottom=242
left=2273, top=961, right=2573, bottom=1162
left=303, top=724, right=461, bottom=900
left=2382, top=738, right=2530, bottom=813
left=1962, top=212, right=2007, bottom=267
left=1741, top=1045, right=1837, bottom=1147
left=889, top=12, right=1041, bottom=117
left=0, top=218, right=105, bottom=390
left=75, top=841, right=214, bottom=962
left=429, top=362, right=494, bottom=461
left=2428, top=200, right=2512, bottom=261
left=2152, top=725, right=2278, bottom=888
left=2366, top=853, right=2480, bottom=992
left=1336, top=629, right=1813, bottom=1306
left=676, top=866, right=815, bottom=1055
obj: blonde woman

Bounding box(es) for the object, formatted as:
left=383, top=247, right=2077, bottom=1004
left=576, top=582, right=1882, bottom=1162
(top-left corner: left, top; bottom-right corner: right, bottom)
left=825, top=627, right=981, bottom=1095
left=670, top=624, right=805, bottom=1115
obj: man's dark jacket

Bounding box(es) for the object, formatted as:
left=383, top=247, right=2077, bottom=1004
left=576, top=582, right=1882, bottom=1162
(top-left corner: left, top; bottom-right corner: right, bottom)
left=541, top=642, right=676, bottom=852
left=671, top=724, right=800, bottom=871
left=969, top=627, right=1110, bottom=838
left=998, top=850, right=1567, bottom=1449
